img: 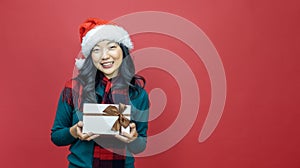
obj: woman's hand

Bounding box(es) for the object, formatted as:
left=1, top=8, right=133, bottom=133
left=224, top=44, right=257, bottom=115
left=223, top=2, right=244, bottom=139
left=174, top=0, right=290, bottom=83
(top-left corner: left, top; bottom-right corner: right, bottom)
left=115, top=123, right=138, bottom=143
left=69, top=121, right=100, bottom=141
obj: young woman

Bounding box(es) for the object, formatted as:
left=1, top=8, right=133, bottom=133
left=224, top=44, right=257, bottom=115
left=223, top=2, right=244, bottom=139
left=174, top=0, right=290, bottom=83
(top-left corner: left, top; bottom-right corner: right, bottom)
left=51, top=18, right=149, bottom=168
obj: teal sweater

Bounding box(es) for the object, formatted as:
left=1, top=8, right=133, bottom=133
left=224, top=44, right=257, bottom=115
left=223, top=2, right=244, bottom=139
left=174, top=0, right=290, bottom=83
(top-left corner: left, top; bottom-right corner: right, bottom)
left=51, top=81, right=149, bottom=168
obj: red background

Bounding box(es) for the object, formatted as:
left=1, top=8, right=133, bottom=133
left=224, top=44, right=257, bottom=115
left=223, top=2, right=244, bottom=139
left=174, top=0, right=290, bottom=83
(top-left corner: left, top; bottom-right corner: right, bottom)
left=1, top=0, right=300, bottom=167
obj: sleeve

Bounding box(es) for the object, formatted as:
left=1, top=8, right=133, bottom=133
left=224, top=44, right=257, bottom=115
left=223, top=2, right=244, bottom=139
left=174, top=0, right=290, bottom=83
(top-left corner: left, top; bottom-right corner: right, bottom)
left=51, top=87, right=77, bottom=146
left=127, top=88, right=150, bottom=154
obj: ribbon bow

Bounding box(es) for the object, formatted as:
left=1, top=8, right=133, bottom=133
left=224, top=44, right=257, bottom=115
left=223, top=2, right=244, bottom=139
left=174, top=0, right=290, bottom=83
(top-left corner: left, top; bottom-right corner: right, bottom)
left=103, top=103, right=130, bottom=133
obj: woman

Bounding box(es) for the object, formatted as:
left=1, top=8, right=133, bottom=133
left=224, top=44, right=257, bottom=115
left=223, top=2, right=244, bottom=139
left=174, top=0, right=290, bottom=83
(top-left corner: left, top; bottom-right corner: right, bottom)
left=51, top=18, right=149, bottom=168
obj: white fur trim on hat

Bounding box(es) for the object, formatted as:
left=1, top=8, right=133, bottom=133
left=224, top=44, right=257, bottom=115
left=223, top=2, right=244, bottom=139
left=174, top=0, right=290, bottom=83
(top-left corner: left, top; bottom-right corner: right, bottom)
left=81, top=24, right=133, bottom=57
left=75, top=58, right=85, bottom=69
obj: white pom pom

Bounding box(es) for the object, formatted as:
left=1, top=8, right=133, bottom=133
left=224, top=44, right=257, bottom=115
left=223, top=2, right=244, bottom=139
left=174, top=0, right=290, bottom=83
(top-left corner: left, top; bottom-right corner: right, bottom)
left=75, top=58, right=85, bottom=70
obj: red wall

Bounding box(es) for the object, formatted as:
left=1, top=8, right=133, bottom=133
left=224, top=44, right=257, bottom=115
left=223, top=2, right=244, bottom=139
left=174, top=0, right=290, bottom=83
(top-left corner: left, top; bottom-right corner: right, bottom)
left=1, top=0, right=300, bottom=167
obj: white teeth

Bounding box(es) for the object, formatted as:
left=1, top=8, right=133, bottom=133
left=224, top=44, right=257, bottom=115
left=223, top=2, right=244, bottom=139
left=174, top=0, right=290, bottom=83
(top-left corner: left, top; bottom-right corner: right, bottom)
left=102, top=62, right=113, bottom=66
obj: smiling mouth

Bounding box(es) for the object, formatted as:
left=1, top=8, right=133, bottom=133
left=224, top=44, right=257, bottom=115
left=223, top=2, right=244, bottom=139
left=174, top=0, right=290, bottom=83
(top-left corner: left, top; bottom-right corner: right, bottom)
left=100, top=61, right=114, bottom=68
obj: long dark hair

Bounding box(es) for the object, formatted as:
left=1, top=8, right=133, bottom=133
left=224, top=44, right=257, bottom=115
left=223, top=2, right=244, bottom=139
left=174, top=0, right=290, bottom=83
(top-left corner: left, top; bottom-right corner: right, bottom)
left=75, top=43, right=145, bottom=106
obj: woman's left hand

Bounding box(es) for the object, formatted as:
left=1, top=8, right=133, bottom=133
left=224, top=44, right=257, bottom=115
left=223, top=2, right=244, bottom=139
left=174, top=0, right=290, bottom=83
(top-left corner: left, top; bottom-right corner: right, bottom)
left=115, top=123, right=138, bottom=143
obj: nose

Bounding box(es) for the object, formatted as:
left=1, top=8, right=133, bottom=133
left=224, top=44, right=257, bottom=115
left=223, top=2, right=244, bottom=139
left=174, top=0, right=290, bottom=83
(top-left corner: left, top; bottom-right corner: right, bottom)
left=101, top=48, right=110, bottom=60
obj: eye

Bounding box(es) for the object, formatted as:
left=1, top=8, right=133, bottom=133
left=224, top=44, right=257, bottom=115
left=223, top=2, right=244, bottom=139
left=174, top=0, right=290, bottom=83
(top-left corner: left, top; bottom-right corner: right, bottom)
left=92, top=48, right=100, bottom=53
left=109, top=45, right=117, bottom=49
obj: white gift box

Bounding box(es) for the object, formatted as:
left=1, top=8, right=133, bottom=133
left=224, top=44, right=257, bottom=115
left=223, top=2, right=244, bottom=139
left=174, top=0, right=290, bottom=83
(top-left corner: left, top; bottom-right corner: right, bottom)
left=82, top=103, right=131, bottom=135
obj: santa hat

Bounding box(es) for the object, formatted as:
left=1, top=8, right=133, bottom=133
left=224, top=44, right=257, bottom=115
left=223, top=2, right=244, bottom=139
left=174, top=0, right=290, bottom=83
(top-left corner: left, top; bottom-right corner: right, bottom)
left=75, top=18, right=133, bottom=69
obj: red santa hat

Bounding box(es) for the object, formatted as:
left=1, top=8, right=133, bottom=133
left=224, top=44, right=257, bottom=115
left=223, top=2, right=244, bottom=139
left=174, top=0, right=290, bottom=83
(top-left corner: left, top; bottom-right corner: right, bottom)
left=75, top=18, right=133, bottom=69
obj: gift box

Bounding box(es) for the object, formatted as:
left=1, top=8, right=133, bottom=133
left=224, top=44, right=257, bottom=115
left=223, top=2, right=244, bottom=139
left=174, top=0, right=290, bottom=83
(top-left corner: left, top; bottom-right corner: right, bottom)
left=82, top=103, right=131, bottom=135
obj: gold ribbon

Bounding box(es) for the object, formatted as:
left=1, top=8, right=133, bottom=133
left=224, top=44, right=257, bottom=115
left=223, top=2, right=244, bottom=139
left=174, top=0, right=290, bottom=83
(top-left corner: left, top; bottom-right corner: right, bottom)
left=102, top=103, right=130, bottom=133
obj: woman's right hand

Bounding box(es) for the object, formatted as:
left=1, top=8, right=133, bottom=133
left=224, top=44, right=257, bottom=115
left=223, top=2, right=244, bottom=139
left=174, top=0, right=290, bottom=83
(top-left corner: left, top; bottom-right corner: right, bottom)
left=70, top=121, right=100, bottom=141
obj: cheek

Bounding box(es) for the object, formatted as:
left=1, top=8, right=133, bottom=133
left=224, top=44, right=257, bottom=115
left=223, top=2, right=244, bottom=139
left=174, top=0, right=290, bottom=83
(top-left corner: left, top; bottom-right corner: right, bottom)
left=115, top=59, right=122, bottom=69
left=113, top=50, right=123, bottom=60
left=91, top=54, right=101, bottom=63
left=91, top=55, right=101, bottom=68
left=114, top=52, right=123, bottom=66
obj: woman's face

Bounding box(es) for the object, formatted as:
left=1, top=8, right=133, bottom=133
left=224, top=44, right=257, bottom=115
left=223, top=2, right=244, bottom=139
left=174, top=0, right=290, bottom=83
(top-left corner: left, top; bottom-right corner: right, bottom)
left=91, top=40, right=123, bottom=79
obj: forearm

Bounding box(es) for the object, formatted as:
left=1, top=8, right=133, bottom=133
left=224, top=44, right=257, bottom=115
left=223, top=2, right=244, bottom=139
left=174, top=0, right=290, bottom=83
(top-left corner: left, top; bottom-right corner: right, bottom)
left=51, top=127, right=77, bottom=146
left=51, top=89, right=77, bottom=146
left=127, top=121, right=148, bottom=154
